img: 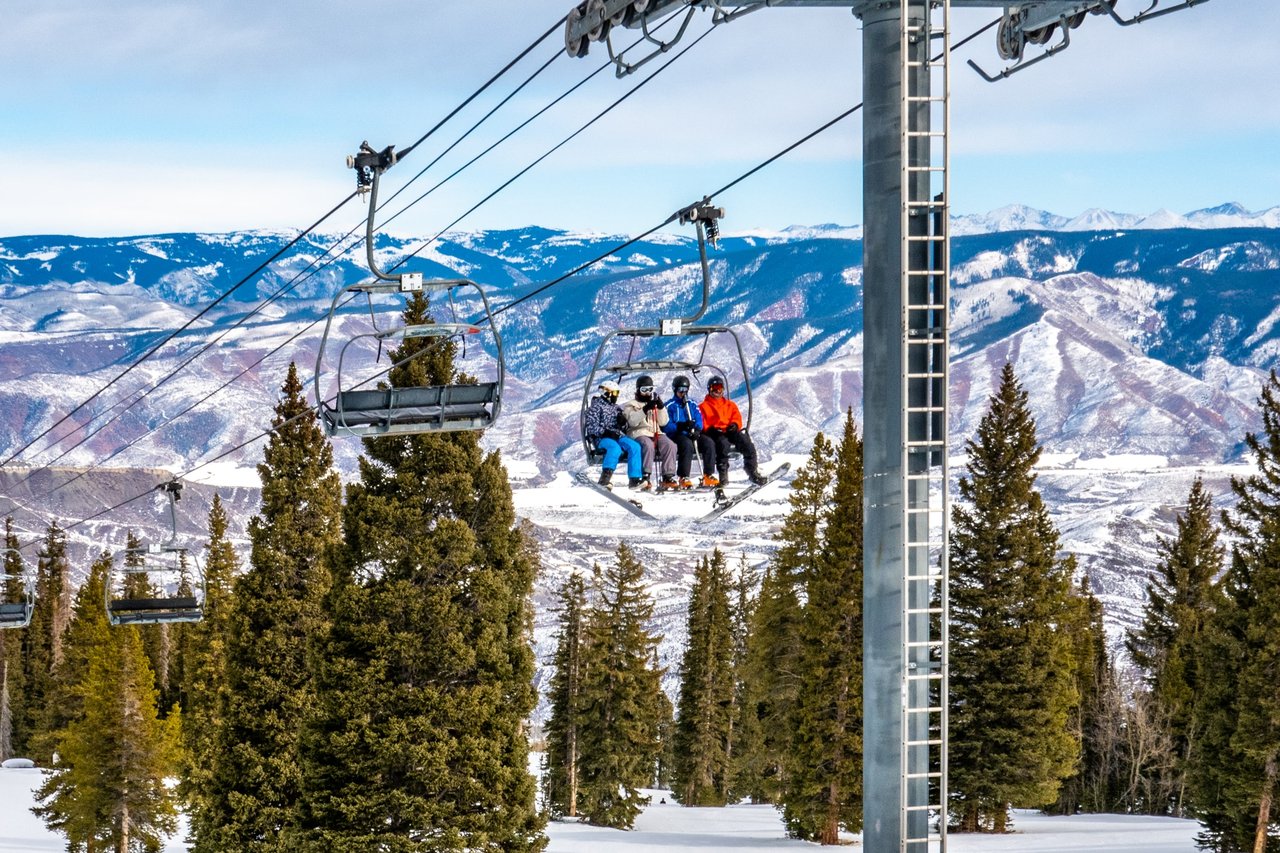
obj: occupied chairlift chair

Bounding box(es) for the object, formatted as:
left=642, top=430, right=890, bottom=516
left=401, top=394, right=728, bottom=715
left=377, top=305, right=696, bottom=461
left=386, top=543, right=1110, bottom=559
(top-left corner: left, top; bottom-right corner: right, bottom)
left=579, top=200, right=753, bottom=464
left=106, top=481, right=204, bottom=626
left=315, top=143, right=504, bottom=438
left=0, top=547, right=35, bottom=629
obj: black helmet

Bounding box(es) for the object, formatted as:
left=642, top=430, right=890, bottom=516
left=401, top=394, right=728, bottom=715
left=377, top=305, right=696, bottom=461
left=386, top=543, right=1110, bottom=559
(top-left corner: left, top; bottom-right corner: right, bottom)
left=707, top=375, right=725, bottom=391
left=672, top=375, right=691, bottom=392
left=635, top=375, right=654, bottom=392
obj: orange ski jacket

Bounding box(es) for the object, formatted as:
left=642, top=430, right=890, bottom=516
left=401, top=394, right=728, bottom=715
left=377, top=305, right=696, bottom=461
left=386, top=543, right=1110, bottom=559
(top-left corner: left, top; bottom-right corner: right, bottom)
left=699, top=395, right=743, bottom=431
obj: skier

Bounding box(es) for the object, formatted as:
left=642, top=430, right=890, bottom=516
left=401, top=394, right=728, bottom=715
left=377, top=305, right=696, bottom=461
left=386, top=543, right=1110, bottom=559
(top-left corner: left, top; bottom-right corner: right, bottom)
left=585, top=379, right=643, bottom=488
left=662, top=374, right=717, bottom=489
left=699, top=376, right=767, bottom=486
left=621, top=375, right=678, bottom=491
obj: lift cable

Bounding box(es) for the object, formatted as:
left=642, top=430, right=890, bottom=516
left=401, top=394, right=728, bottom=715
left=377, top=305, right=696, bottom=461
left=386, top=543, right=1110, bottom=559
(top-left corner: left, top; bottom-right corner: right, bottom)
left=8, top=33, right=639, bottom=496
left=5, top=14, right=1003, bottom=555
left=383, top=21, right=719, bottom=276
left=0, top=192, right=359, bottom=469
left=0, top=22, right=576, bottom=480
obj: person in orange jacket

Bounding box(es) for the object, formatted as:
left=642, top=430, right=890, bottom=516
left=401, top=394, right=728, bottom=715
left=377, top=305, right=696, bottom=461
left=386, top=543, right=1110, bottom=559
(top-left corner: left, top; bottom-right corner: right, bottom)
left=698, top=375, right=766, bottom=486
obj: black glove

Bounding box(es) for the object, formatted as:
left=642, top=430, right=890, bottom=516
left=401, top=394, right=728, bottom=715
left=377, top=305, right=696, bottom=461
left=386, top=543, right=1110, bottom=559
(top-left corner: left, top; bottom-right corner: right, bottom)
left=603, top=429, right=622, bottom=440
left=726, top=423, right=740, bottom=435
left=643, top=399, right=661, bottom=413
left=678, top=421, right=696, bottom=436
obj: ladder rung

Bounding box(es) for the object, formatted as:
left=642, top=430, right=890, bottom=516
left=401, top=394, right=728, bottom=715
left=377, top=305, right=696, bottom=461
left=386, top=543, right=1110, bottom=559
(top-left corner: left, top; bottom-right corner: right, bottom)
left=905, top=575, right=944, bottom=582
left=906, top=673, right=944, bottom=681
left=904, top=833, right=946, bottom=843
left=905, top=803, right=943, bottom=812
left=906, top=706, right=943, bottom=714
left=905, top=771, right=942, bottom=780
left=906, top=607, right=943, bottom=616
left=905, top=372, right=946, bottom=379
left=906, top=640, right=942, bottom=648
left=906, top=234, right=946, bottom=240
left=906, top=739, right=944, bottom=747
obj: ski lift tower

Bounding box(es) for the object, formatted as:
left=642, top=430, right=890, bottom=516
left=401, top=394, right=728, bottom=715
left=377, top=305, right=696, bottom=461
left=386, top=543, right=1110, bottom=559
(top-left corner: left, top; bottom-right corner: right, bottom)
left=563, top=1, right=1211, bottom=850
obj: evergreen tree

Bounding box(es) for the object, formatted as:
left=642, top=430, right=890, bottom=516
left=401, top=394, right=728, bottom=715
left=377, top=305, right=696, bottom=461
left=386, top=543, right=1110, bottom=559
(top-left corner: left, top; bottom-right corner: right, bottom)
left=1052, top=575, right=1123, bottom=815
left=1188, top=372, right=1280, bottom=853
left=1125, top=477, right=1223, bottom=816
left=736, top=433, right=831, bottom=804
left=298, top=297, right=544, bottom=851
left=189, top=362, right=343, bottom=853
left=179, top=494, right=239, bottom=827
left=543, top=573, right=590, bottom=818
left=47, top=552, right=117, bottom=739
left=671, top=550, right=736, bottom=806
left=725, top=556, right=759, bottom=804
left=784, top=410, right=864, bottom=843
left=574, top=543, right=666, bottom=829
left=949, top=362, right=1079, bottom=832
left=1, top=518, right=28, bottom=760
left=20, top=522, right=71, bottom=762
left=33, top=558, right=182, bottom=852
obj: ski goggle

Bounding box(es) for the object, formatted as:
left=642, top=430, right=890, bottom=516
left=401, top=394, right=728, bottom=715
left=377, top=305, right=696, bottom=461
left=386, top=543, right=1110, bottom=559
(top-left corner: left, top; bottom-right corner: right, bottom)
left=638, top=385, right=654, bottom=394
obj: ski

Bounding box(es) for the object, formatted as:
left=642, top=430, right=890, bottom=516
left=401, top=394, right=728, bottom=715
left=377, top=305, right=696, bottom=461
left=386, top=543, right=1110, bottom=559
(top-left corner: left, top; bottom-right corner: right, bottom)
left=575, top=471, right=657, bottom=520
left=694, top=463, right=791, bottom=524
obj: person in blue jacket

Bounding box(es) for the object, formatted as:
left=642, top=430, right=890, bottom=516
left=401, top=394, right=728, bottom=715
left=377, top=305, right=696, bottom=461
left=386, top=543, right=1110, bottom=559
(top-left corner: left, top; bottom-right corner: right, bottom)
left=663, top=375, right=717, bottom=489
left=584, top=379, right=643, bottom=488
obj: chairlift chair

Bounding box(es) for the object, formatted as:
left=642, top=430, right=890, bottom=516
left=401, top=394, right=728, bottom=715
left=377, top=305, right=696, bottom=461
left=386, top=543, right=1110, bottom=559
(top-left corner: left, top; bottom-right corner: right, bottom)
left=105, top=482, right=204, bottom=626
left=578, top=199, right=752, bottom=463
left=315, top=144, right=505, bottom=438
left=0, top=547, right=34, bottom=630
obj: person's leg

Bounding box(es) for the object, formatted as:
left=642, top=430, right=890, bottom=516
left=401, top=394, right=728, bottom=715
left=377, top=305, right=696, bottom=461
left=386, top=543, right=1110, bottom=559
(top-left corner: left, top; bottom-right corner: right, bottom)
left=657, top=435, right=678, bottom=478
left=673, top=433, right=693, bottom=479
left=597, top=438, right=620, bottom=485
left=732, top=430, right=760, bottom=476
left=696, top=432, right=717, bottom=477
left=714, top=433, right=730, bottom=484
left=620, top=436, right=644, bottom=480
left=636, top=435, right=656, bottom=485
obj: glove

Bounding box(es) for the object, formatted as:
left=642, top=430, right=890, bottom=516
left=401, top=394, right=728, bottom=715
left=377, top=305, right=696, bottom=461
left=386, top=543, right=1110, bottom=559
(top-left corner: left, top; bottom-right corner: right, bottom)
left=678, top=421, right=696, bottom=436
left=726, top=423, right=740, bottom=435
left=643, top=399, right=661, bottom=413
left=603, top=429, right=622, bottom=440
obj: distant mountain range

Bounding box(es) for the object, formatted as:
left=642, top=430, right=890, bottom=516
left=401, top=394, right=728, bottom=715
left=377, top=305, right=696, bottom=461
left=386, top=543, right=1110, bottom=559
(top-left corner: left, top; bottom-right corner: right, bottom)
left=2, top=204, right=1278, bottom=675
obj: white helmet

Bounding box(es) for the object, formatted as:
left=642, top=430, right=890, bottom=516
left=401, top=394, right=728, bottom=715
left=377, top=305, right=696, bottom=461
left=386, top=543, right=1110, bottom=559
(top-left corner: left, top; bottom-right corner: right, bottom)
left=599, top=380, right=621, bottom=395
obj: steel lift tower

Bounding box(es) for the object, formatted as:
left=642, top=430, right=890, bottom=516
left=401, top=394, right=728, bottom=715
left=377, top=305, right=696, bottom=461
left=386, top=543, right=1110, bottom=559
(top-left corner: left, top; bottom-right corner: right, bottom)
left=564, top=1, right=1211, bottom=850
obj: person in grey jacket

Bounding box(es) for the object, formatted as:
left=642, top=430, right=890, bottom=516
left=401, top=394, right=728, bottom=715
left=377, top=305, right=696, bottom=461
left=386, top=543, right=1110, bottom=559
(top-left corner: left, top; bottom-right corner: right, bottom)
left=620, top=374, right=678, bottom=491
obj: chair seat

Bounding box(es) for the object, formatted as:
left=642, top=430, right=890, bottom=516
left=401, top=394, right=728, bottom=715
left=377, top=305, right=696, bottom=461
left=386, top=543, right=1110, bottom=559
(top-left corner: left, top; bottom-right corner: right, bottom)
left=109, top=597, right=200, bottom=612
left=322, top=383, right=498, bottom=432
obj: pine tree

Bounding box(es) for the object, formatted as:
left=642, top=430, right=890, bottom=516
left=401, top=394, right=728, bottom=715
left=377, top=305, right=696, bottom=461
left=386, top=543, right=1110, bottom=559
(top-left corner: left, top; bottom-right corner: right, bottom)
left=737, top=433, right=831, bottom=804
left=543, top=573, right=590, bottom=818
left=671, top=549, right=736, bottom=806
left=1052, top=574, right=1123, bottom=815
left=33, top=557, right=182, bottom=852
left=784, top=410, right=864, bottom=843
left=179, top=494, right=239, bottom=827
left=189, top=362, right=343, bottom=853
left=1125, top=477, right=1223, bottom=816
left=949, top=362, right=1079, bottom=832
left=19, top=521, right=72, bottom=762
left=725, top=556, right=759, bottom=805
left=1188, top=372, right=1280, bottom=853
left=574, top=543, right=666, bottom=829
left=297, top=297, right=544, bottom=851
left=1, top=518, right=28, bottom=760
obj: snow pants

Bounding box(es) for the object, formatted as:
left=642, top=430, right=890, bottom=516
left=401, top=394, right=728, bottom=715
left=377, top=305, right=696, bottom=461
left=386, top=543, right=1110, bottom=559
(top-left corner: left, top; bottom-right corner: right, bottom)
left=597, top=435, right=643, bottom=479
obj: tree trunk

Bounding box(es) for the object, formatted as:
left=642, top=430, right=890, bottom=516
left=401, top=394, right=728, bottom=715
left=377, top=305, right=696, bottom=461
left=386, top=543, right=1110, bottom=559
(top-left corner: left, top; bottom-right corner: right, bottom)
left=117, top=800, right=129, bottom=853
left=821, top=780, right=840, bottom=845
left=1253, top=753, right=1277, bottom=853
left=567, top=728, right=578, bottom=818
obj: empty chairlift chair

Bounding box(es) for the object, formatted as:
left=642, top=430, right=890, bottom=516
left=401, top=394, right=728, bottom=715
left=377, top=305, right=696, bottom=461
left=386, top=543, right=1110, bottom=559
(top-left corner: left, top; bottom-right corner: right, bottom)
left=105, top=482, right=204, bottom=626
left=315, top=145, right=504, bottom=438
left=314, top=276, right=504, bottom=438
left=0, top=548, right=34, bottom=629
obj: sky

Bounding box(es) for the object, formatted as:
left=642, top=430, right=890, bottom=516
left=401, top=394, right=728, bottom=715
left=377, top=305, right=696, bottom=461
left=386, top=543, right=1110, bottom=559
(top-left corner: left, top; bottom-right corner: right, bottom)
left=1, top=0, right=1276, bottom=238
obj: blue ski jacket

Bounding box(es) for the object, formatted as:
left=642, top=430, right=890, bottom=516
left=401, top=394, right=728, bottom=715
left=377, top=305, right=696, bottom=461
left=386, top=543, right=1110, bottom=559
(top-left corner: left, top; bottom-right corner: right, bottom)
left=663, top=396, right=704, bottom=437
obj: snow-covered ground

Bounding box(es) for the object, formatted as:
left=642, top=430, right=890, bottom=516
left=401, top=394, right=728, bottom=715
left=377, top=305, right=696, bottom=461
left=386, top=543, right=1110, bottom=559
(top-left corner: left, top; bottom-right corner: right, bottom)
left=0, top=767, right=1202, bottom=852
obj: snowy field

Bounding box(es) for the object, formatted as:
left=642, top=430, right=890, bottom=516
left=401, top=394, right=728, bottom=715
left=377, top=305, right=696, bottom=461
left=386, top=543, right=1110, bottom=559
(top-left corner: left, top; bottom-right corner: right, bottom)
left=1, top=767, right=1202, bottom=852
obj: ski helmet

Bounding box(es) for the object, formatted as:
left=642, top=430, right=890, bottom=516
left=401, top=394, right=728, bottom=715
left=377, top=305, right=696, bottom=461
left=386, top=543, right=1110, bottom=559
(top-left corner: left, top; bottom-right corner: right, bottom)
left=672, top=375, right=691, bottom=393
left=707, top=375, right=725, bottom=392
left=635, top=375, right=655, bottom=393
left=599, top=379, right=620, bottom=394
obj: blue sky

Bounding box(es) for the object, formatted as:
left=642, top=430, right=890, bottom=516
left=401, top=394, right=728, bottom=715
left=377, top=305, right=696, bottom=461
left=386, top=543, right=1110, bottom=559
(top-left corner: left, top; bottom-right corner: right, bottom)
left=2, top=0, right=1275, bottom=238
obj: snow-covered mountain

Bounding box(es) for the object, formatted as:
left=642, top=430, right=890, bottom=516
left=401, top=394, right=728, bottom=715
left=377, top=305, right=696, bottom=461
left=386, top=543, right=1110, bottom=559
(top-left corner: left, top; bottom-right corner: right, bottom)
left=2, top=207, right=1279, bottom=693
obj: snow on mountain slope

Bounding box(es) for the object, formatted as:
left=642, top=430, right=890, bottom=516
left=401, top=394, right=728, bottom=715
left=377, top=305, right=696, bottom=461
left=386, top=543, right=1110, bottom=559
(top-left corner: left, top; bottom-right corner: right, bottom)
left=1, top=213, right=1279, bottom=674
